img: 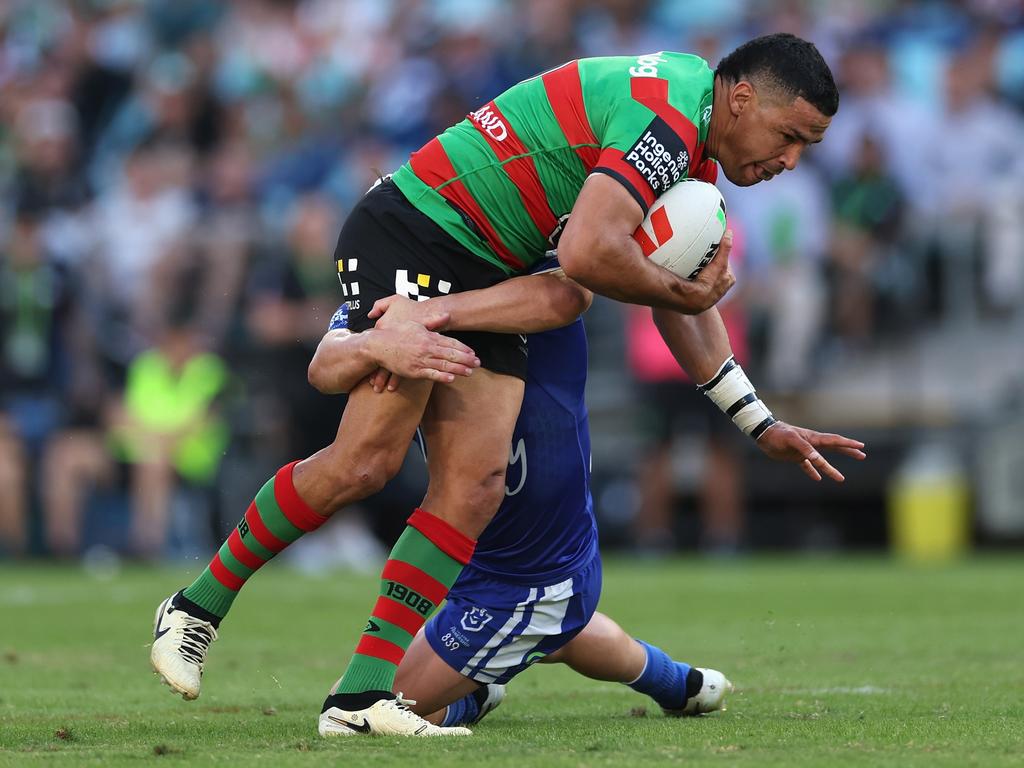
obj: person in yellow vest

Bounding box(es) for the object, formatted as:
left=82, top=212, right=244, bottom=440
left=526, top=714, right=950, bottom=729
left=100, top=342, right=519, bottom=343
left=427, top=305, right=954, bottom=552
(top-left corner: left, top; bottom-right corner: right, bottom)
left=109, top=319, right=229, bottom=559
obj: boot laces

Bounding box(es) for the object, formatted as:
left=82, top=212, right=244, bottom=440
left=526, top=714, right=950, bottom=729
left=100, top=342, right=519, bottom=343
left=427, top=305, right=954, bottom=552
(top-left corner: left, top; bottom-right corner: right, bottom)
left=178, top=615, right=218, bottom=666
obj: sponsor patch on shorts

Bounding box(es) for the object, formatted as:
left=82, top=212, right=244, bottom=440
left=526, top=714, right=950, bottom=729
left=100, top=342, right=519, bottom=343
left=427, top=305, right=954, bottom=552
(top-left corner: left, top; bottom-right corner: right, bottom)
left=328, top=303, right=349, bottom=331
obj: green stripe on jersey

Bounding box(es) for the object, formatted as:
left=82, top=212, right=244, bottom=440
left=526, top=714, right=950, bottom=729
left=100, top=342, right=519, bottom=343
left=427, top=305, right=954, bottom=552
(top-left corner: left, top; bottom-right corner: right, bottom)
left=440, top=134, right=547, bottom=256
left=496, top=76, right=591, bottom=219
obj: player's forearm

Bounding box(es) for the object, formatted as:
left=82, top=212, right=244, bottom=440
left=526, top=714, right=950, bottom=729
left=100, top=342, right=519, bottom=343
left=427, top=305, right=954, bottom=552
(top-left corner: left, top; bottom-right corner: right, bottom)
left=560, top=234, right=714, bottom=314
left=651, top=306, right=734, bottom=383
left=655, top=306, right=778, bottom=441
left=307, top=329, right=378, bottom=394
left=432, top=273, right=593, bottom=333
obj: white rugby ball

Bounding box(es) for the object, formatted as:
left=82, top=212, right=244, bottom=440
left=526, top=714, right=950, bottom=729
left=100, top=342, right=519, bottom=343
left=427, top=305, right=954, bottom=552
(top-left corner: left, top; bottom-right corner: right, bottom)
left=633, top=179, right=727, bottom=280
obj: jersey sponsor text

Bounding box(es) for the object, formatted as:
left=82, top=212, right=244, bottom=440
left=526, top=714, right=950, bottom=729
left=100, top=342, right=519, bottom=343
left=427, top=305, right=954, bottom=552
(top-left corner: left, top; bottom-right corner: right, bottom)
left=630, top=52, right=667, bottom=78
left=625, top=120, right=690, bottom=194
left=469, top=103, right=508, bottom=141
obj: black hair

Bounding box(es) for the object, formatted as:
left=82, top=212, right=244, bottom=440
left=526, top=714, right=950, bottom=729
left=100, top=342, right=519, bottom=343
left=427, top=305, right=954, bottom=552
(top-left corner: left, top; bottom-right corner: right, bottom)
left=716, top=33, right=839, bottom=117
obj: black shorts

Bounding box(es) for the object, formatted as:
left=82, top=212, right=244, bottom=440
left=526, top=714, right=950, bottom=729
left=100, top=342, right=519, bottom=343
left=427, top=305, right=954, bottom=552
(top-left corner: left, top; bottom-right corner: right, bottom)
left=635, top=380, right=740, bottom=447
left=332, top=180, right=527, bottom=380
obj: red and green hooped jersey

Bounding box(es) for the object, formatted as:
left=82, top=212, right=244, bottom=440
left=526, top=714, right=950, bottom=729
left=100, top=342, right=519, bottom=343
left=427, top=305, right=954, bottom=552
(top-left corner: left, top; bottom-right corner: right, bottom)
left=391, top=52, right=718, bottom=275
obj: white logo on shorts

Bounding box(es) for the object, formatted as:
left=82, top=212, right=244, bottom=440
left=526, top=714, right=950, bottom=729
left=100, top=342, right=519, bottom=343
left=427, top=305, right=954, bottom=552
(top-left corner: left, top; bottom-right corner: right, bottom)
left=395, top=270, right=453, bottom=301
left=460, top=607, right=494, bottom=633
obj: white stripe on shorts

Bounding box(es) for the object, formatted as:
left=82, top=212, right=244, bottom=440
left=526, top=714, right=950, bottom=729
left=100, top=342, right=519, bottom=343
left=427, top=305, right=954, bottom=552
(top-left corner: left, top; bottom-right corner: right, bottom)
left=460, top=588, right=537, bottom=679
left=466, top=576, right=577, bottom=683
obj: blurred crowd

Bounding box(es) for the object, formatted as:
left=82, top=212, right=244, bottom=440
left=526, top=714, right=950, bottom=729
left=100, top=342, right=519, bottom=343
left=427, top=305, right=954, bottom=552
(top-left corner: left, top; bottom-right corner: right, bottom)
left=1, top=0, right=1023, bottom=560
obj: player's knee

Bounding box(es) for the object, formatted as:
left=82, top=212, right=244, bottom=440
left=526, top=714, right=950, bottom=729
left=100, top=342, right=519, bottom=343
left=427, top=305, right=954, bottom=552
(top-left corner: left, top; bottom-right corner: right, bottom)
left=460, top=468, right=509, bottom=529
left=329, top=448, right=404, bottom=500
left=346, top=460, right=393, bottom=498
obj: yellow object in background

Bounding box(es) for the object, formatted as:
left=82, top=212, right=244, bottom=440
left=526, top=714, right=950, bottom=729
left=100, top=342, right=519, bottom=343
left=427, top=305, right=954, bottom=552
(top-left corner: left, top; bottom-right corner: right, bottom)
left=889, top=444, right=971, bottom=561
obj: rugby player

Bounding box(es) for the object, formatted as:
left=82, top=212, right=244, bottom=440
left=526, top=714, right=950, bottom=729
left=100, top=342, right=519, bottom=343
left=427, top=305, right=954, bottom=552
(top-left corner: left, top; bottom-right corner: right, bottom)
left=306, top=254, right=863, bottom=736
left=152, top=34, right=845, bottom=735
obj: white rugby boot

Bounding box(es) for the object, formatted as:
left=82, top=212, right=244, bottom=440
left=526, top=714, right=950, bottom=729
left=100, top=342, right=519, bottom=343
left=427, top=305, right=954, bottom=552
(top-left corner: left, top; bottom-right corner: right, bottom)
left=319, top=692, right=472, bottom=737
left=150, top=593, right=218, bottom=700
left=664, top=667, right=733, bottom=716
left=469, top=683, right=506, bottom=724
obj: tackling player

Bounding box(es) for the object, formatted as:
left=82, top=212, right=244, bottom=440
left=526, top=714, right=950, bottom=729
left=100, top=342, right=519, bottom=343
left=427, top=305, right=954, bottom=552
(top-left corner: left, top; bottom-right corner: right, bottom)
left=319, top=312, right=728, bottom=736
left=152, top=34, right=844, bottom=735
left=306, top=254, right=864, bottom=736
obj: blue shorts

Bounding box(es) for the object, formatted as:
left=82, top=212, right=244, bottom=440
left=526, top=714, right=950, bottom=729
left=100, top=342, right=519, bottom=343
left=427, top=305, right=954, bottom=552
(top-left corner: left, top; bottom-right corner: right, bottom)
left=424, top=555, right=602, bottom=684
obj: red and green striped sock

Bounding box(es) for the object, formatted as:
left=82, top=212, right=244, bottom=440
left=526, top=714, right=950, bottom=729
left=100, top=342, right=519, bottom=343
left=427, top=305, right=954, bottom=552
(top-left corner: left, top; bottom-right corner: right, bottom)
left=333, top=508, right=475, bottom=694
left=181, top=461, right=328, bottom=619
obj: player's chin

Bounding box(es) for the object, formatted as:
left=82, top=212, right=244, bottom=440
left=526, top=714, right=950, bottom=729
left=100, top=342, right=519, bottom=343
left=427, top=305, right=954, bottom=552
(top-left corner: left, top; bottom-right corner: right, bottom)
left=722, top=163, right=764, bottom=187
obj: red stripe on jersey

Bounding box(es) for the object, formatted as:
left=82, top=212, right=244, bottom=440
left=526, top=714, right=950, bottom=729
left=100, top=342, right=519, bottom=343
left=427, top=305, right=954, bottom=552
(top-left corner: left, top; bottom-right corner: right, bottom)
left=355, top=635, right=405, bottom=666
left=407, top=508, right=476, bottom=565
left=633, top=225, right=657, bottom=257
left=409, top=138, right=524, bottom=271
left=243, top=502, right=287, bottom=554
left=542, top=61, right=601, bottom=170
left=274, top=461, right=327, bottom=533
left=227, top=528, right=265, bottom=570
left=409, top=137, right=454, bottom=188
left=381, top=560, right=449, bottom=606
left=371, top=596, right=426, bottom=636
left=651, top=205, right=674, bottom=245
left=631, top=76, right=669, bottom=101
left=210, top=553, right=244, bottom=591
left=593, top=148, right=657, bottom=209
left=630, top=78, right=700, bottom=166
left=469, top=101, right=558, bottom=237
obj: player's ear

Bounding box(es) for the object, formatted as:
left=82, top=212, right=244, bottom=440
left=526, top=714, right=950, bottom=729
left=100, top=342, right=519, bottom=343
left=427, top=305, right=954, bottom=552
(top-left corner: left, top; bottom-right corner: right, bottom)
left=730, top=80, right=755, bottom=116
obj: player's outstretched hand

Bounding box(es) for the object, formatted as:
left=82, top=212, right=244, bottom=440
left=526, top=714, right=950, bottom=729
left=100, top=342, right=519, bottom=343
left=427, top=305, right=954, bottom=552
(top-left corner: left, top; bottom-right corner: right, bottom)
left=756, top=422, right=867, bottom=482
left=688, top=229, right=735, bottom=314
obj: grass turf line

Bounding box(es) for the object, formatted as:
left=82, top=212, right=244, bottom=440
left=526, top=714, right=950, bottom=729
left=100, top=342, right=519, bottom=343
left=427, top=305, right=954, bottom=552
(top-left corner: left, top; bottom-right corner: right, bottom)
left=0, top=557, right=1021, bottom=766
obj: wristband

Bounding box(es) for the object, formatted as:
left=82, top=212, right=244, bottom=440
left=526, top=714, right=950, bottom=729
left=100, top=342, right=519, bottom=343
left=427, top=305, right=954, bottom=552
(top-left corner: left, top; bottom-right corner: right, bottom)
left=697, top=356, right=776, bottom=440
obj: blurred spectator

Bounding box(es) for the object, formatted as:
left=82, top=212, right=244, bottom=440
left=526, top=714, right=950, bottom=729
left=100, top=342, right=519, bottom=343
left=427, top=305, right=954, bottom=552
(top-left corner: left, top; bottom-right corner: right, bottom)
left=91, top=48, right=221, bottom=189
left=107, top=315, right=230, bottom=559
left=11, top=98, right=87, bottom=215
left=816, top=42, right=940, bottom=217
left=626, top=227, right=751, bottom=556
left=927, top=51, right=1024, bottom=319
left=722, top=166, right=830, bottom=393
left=193, top=140, right=260, bottom=348
left=0, top=415, right=27, bottom=556
left=10, top=98, right=93, bottom=267
left=245, top=193, right=344, bottom=459
left=0, top=199, right=107, bottom=557
left=828, top=132, right=906, bottom=344
left=89, top=136, right=197, bottom=359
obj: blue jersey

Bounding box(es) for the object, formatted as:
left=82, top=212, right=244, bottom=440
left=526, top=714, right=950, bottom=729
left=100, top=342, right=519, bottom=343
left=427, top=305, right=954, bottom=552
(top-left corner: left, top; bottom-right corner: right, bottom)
left=464, top=317, right=598, bottom=585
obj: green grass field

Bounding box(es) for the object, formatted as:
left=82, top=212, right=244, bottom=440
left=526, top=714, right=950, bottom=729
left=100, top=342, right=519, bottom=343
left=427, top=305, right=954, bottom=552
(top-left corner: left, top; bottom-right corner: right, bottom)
left=1, top=557, right=1022, bottom=766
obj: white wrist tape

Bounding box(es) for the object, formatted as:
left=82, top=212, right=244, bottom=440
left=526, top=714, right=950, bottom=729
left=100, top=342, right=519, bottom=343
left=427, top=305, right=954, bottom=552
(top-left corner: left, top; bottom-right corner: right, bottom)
left=697, top=357, right=776, bottom=440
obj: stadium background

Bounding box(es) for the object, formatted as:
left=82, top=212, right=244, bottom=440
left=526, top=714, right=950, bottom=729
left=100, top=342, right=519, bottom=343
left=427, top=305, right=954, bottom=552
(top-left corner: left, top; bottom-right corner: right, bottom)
left=2, top=2, right=1024, bottom=765
left=1, top=0, right=1023, bottom=564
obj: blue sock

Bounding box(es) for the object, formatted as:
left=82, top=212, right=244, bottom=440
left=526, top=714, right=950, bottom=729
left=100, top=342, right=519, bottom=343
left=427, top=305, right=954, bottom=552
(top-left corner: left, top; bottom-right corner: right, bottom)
left=627, top=640, right=693, bottom=710
left=441, top=692, right=481, bottom=727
